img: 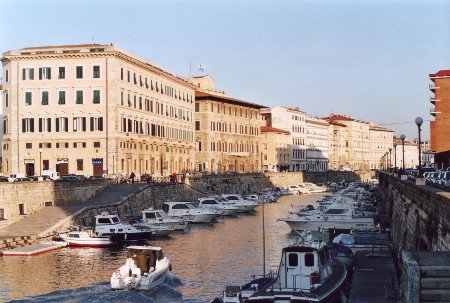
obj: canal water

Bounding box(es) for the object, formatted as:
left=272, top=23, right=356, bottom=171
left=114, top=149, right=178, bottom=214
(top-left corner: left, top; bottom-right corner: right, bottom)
left=0, top=194, right=324, bottom=303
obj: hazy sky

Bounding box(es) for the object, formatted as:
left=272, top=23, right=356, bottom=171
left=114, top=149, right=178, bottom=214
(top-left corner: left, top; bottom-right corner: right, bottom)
left=1, top=0, right=449, bottom=140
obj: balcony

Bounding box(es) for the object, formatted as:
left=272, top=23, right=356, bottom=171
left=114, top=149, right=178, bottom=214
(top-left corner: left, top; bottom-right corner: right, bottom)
left=429, top=96, right=441, bottom=104
left=429, top=83, right=439, bottom=92
left=430, top=107, right=441, bottom=117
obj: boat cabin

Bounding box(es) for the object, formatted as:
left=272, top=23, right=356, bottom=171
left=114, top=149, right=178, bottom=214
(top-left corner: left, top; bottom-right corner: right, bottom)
left=272, top=245, right=332, bottom=292
left=198, top=198, right=221, bottom=206
left=162, top=202, right=194, bottom=213
left=127, top=246, right=165, bottom=274
left=142, top=208, right=169, bottom=221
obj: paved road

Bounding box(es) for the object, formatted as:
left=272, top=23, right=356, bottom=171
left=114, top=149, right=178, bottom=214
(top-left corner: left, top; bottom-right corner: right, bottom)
left=0, top=183, right=144, bottom=239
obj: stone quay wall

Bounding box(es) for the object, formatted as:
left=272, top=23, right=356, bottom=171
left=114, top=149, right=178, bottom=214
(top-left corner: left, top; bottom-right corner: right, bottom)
left=0, top=180, right=114, bottom=229
left=379, top=172, right=450, bottom=258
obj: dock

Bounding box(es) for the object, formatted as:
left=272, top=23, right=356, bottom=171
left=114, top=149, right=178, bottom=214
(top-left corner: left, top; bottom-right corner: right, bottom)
left=348, top=251, right=399, bottom=303
left=2, top=241, right=67, bottom=256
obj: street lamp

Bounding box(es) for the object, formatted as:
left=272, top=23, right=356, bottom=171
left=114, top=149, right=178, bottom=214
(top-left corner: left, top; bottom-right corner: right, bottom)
left=393, top=142, right=397, bottom=172
left=400, top=134, right=406, bottom=173
left=39, top=148, right=43, bottom=177
left=415, top=117, right=423, bottom=178
left=389, top=148, right=392, bottom=171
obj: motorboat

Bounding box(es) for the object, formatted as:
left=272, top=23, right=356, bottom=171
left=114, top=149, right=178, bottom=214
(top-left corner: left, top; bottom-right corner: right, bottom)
left=303, top=182, right=328, bottom=193
left=212, top=243, right=347, bottom=303
left=93, top=212, right=156, bottom=241
left=59, top=229, right=113, bottom=247
left=162, top=202, right=219, bottom=223
left=244, top=194, right=261, bottom=204
left=279, top=207, right=376, bottom=232
left=141, top=208, right=188, bottom=231
left=287, top=185, right=301, bottom=195
left=111, top=246, right=171, bottom=291
left=197, top=198, right=239, bottom=216
left=220, top=194, right=259, bottom=212
left=129, top=219, right=175, bottom=237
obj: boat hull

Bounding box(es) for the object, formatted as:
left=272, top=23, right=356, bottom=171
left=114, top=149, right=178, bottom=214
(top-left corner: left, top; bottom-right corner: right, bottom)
left=66, top=239, right=112, bottom=247
left=108, top=231, right=156, bottom=242
left=282, top=218, right=375, bottom=231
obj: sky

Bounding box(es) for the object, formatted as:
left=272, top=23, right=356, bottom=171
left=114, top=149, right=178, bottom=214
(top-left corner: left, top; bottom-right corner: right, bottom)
left=1, top=0, right=449, bottom=140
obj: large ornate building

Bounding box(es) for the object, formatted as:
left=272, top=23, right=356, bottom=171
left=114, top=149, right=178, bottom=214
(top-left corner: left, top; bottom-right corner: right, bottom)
left=1, top=44, right=196, bottom=178
left=305, top=116, right=329, bottom=172
left=191, top=76, right=266, bottom=173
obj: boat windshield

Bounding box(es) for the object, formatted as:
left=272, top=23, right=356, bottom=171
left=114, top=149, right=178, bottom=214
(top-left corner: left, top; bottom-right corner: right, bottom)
left=111, top=217, right=120, bottom=223
left=324, top=209, right=348, bottom=215
left=225, top=196, right=239, bottom=201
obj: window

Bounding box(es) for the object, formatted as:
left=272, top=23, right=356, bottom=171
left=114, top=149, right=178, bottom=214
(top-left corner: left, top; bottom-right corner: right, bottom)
left=26, top=143, right=32, bottom=149
left=41, top=91, right=49, bottom=105
left=305, top=253, right=315, bottom=267
left=93, top=65, right=100, bottom=78
left=38, top=118, right=52, bottom=132
left=3, top=118, right=8, bottom=134
left=121, top=92, right=124, bottom=106
left=58, top=91, right=66, bottom=104
left=58, top=67, right=65, bottom=79
left=76, top=66, right=83, bottom=78
left=73, top=117, right=86, bottom=132
left=288, top=253, right=298, bottom=267
left=22, top=68, right=34, bottom=80
left=21, top=118, right=34, bottom=133
left=90, top=117, right=103, bottom=131
left=43, top=160, right=49, bottom=170
left=77, top=159, right=83, bottom=170
left=121, top=68, right=124, bottom=80
left=39, top=67, right=51, bottom=80
left=94, top=142, right=101, bottom=148
left=55, top=117, right=68, bottom=132
left=76, top=90, right=83, bottom=104
left=25, top=92, right=32, bottom=105
left=5, top=93, right=8, bottom=107
left=19, top=204, right=26, bottom=215
left=5, top=70, right=8, bottom=82
left=93, top=90, right=100, bottom=104
left=195, top=121, right=200, bottom=130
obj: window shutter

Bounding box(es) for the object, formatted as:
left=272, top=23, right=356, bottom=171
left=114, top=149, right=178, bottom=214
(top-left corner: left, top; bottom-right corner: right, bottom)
left=56, top=118, right=60, bottom=132
left=90, top=117, right=94, bottom=131
left=48, top=118, right=51, bottom=132
left=39, top=68, right=42, bottom=80
left=30, top=69, right=34, bottom=80
left=48, top=68, right=51, bottom=79
left=22, top=119, right=26, bottom=132
left=39, top=118, right=42, bottom=132
left=22, top=69, right=25, bottom=80
left=82, top=117, right=86, bottom=131
left=30, top=118, right=34, bottom=132
left=65, top=118, right=68, bottom=132
left=99, top=117, right=103, bottom=131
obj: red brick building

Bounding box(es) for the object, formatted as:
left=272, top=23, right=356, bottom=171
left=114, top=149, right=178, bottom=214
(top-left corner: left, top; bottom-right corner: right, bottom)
left=429, top=70, right=450, bottom=168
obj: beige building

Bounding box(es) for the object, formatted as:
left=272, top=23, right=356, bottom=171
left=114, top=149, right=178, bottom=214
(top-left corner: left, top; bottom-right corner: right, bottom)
left=305, top=116, right=329, bottom=172
left=324, top=115, right=370, bottom=171
left=191, top=76, right=266, bottom=173
left=1, top=44, right=196, bottom=178
left=260, top=126, right=291, bottom=172
left=369, top=125, right=394, bottom=170
left=328, top=121, right=349, bottom=170
left=394, top=137, right=419, bottom=170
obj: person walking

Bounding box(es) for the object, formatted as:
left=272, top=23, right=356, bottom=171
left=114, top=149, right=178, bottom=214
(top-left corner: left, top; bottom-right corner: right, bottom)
left=130, top=172, right=135, bottom=184
left=147, top=172, right=152, bottom=185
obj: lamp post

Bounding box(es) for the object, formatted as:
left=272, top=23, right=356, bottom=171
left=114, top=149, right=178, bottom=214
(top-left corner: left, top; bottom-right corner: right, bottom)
left=39, top=148, right=43, bottom=177
left=415, top=117, right=423, bottom=178
left=393, top=143, right=397, bottom=172
left=400, top=134, right=406, bottom=173
left=389, top=148, right=392, bottom=171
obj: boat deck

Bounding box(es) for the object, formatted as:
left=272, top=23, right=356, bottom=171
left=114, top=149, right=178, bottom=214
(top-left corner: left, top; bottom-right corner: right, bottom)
left=348, top=251, right=399, bottom=303
left=2, top=242, right=67, bottom=256
left=249, top=259, right=347, bottom=302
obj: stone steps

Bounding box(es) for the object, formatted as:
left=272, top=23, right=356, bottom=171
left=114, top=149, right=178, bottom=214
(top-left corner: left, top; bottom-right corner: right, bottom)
left=421, top=266, right=450, bottom=303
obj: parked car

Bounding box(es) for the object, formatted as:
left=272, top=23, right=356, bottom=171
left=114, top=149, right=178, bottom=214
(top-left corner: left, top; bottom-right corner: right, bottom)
left=442, top=171, right=450, bottom=191
left=13, top=177, right=31, bottom=182
left=88, top=175, right=104, bottom=180
left=0, top=176, right=9, bottom=182
left=59, top=175, right=81, bottom=181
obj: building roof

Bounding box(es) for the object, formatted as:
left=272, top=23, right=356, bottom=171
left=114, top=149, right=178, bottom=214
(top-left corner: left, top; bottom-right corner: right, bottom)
left=260, top=126, right=290, bottom=135
left=195, top=91, right=266, bottom=109
left=20, top=43, right=109, bottom=50
left=429, top=70, right=450, bottom=78
left=323, top=114, right=354, bottom=121
left=328, top=121, right=347, bottom=127
left=369, top=124, right=394, bottom=132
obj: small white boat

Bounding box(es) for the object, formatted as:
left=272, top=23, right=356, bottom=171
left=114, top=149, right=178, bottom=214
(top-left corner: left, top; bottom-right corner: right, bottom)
left=141, top=208, right=188, bottom=231
left=220, top=194, right=259, bottom=212
left=111, top=246, right=171, bottom=291
left=60, top=230, right=113, bottom=247
left=94, top=212, right=156, bottom=241
left=198, top=198, right=239, bottom=216
left=162, top=202, right=219, bottom=223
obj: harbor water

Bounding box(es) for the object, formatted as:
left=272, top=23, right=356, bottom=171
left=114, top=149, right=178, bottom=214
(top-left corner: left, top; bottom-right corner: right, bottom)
left=0, top=194, right=324, bottom=303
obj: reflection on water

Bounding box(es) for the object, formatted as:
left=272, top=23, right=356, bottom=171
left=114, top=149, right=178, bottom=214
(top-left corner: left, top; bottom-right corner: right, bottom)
left=0, top=194, right=323, bottom=303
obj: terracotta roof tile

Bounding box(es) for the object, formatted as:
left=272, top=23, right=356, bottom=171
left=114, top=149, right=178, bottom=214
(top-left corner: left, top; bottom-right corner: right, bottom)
left=195, top=91, right=266, bottom=109
left=429, top=70, right=450, bottom=78
left=323, top=114, right=354, bottom=121
left=260, top=126, right=290, bottom=134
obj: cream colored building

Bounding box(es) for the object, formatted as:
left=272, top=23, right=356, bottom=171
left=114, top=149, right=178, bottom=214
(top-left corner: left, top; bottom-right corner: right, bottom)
left=394, top=137, right=419, bottom=170
left=261, top=106, right=307, bottom=171
left=328, top=121, right=349, bottom=170
left=1, top=44, right=196, bottom=178
left=260, top=126, right=291, bottom=172
left=191, top=76, right=265, bottom=173
left=324, top=115, right=370, bottom=171
left=369, top=125, right=394, bottom=170
left=305, top=116, right=329, bottom=172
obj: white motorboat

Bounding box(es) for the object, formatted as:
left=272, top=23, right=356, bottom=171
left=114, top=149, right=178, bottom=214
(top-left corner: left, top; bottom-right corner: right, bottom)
left=197, top=198, right=239, bottom=216
left=59, top=230, right=113, bottom=247
left=244, top=194, right=261, bottom=204
left=279, top=207, right=376, bottom=232
left=94, top=212, right=156, bottom=241
left=287, top=185, right=301, bottom=195
left=213, top=242, right=347, bottom=303
left=141, top=208, right=188, bottom=231
left=111, top=246, right=171, bottom=291
left=303, top=182, right=328, bottom=193
left=220, top=194, right=259, bottom=212
left=162, top=202, right=219, bottom=223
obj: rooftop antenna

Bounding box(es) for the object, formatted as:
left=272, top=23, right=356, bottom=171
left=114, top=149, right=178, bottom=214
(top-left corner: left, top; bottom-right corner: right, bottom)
left=198, top=64, right=206, bottom=76
left=91, top=37, right=95, bottom=45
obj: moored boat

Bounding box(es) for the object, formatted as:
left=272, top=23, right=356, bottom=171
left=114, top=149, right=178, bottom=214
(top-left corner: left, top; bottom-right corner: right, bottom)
left=141, top=208, right=188, bottom=231
left=94, top=212, right=156, bottom=241
left=59, top=230, right=113, bottom=247
left=111, top=245, right=171, bottom=291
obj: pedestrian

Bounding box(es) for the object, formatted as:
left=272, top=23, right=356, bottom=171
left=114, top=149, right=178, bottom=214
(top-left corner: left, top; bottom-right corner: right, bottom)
left=148, top=172, right=152, bottom=184
left=130, top=172, right=135, bottom=184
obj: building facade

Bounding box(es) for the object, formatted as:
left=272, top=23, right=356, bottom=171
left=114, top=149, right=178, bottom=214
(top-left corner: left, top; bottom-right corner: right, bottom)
left=192, top=77, right=266, bottom=173
left=1, top=44, right=196, bottom=178
left=429, top=70, right=450, bottom=168
left=260, top=126, right=291, bottom=172
left=394, top=137, right=419, bottom=170
left=327, top=121, right=349, bottom=171
left=305, top=116, right=329, bottom=172
left=261, top=106, right=307, bottom=171
left=369, top=125, right=394, bottom=170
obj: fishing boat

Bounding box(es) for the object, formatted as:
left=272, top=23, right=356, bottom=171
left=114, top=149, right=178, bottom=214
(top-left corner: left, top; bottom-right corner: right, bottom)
left=59, top=230, right=113, bottom=247
left=212, top=243, right=347, bottom=303
left=111, top=245, right=171, bottom=291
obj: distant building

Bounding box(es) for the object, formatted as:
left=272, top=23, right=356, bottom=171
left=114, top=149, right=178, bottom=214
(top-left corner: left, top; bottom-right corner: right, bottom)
left=191, top=76, right=265, bottom=173
left=305, top=116, right=329, bottom=172
left=260, top=126, right=291, bottom=172
left=1, top=44, right=196, bottom=178
left=369, top=124, right=394, bottom=170
left=429, top=70, right=450, bottom=168
left=394, top=137, right=419, bottom=170
left=261, top=106, right=307, bottom=171
left=328, top=121, right=348, bottom=170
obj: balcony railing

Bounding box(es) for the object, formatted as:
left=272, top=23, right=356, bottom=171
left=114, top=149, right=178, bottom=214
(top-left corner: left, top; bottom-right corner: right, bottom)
left=429, top=96, right=441, bottom=104
left=429, top=83, right=439, bottom=92
left=430, top=107, right=441, bottom=117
